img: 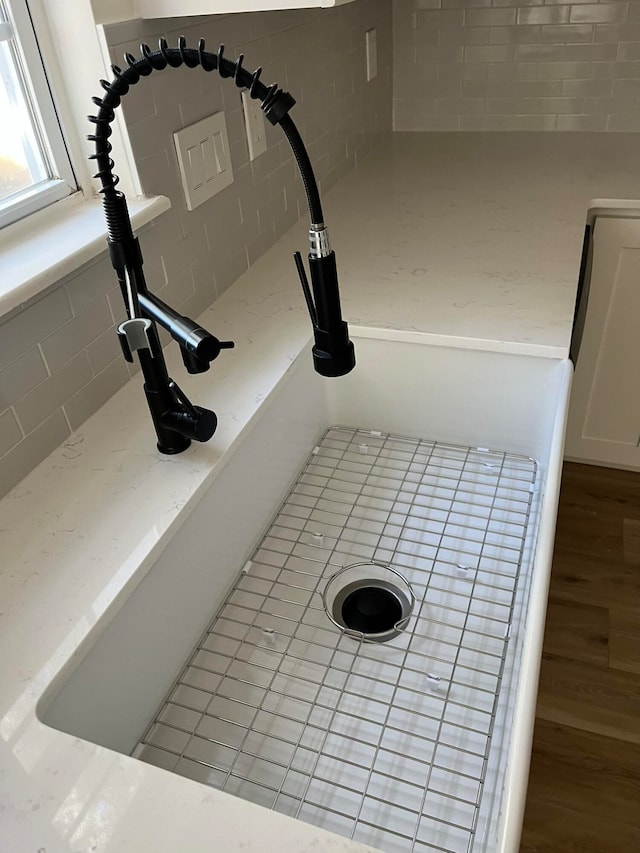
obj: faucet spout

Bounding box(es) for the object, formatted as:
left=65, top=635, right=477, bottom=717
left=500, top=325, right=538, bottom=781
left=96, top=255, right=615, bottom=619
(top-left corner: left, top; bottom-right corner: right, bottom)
left=138, top=291, right=234, bottom=374
left=293, top=237, right=355, bottom=377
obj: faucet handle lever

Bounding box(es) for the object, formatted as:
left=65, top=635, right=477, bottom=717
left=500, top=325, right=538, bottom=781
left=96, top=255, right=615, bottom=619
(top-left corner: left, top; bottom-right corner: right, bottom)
left=164, top=379, right=217, bottom=445
left=167, top=379, right=198, bottom=418
left=293, top=251, right=318, bottom=327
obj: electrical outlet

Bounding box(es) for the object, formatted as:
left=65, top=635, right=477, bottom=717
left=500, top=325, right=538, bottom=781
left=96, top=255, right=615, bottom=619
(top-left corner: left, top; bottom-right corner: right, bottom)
left=173, top=112, right=233, bottom=211
left=242, top=90, right=267, bottom=161
left=366, top=28, right=377, bottom=82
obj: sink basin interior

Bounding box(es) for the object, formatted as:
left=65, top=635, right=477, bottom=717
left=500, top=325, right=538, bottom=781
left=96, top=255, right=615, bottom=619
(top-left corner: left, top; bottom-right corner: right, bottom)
left=38, top=334, right=571, bottom=853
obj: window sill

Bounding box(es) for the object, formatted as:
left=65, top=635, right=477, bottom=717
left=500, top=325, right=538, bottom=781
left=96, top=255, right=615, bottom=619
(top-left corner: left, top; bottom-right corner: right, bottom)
left=0, top=192, right=171, bottom=320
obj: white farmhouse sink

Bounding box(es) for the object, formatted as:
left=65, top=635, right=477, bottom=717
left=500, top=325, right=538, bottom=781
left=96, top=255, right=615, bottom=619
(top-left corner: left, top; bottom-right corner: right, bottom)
left=39, top=332, right=571, bottom=853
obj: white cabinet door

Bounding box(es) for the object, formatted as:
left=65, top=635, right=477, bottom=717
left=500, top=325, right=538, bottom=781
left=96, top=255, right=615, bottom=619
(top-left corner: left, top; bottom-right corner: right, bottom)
left=565, top=216, right=640, bottom=471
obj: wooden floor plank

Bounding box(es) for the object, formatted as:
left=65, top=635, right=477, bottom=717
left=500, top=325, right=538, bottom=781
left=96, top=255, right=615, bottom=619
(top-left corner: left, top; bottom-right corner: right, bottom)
left=520, top=798, right=640, bottom=853
left=536, top=652, right=640, bottom=742
left=609, top=631, right=640, bottom=675
left=545, top=550, right=640, bottom=610
left=542, top=598, right=609, bottom=666
left=609, top=606, right=640, bottom=637
left=529, top=719, right=640, bottom=792
left=558, top=462, right=640, bottom=518
left=553, top=505, right=623, bottom=561
left=623, top=517, right=640, bottom=563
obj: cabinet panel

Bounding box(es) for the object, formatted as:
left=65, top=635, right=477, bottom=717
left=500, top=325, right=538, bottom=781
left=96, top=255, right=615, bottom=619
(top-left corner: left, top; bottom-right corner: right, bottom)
left=93, top=0, right=356, bottom=23
left=566, top=216, right=640, bottom=471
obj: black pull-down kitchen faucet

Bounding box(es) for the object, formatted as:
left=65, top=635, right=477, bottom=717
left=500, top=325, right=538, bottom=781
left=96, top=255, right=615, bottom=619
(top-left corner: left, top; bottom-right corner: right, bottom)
left=90, top=38, right=355, bottom=455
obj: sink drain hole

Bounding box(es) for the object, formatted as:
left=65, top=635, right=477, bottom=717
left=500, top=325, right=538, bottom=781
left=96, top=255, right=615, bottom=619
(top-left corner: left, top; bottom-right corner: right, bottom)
left=341, top=586, right=403, bottom=635
left=323, top=562, right=415, bottom=643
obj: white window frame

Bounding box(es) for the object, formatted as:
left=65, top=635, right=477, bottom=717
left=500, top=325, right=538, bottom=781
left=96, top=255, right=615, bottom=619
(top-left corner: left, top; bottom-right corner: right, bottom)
left=0, top=0, right=168, bottom=319
left=0, top=0, right=77, bottom=228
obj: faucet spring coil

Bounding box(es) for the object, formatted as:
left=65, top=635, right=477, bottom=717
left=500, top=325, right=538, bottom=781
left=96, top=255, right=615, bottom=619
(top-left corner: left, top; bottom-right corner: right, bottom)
left=88, top=38, right=295, bottom=206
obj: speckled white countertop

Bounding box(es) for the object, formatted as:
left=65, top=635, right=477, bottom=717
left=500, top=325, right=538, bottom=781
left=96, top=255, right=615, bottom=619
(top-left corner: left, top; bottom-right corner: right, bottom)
left=1, top=132, right=638, bottom=852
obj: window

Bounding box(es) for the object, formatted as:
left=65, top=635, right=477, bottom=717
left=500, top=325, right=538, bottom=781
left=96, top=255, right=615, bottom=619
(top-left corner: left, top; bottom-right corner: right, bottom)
left=0, top=0, right=76, bottom=228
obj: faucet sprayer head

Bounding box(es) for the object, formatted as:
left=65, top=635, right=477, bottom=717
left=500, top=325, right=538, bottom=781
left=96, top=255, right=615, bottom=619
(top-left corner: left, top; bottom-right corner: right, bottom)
left=293, top=233, right=356, bottom=378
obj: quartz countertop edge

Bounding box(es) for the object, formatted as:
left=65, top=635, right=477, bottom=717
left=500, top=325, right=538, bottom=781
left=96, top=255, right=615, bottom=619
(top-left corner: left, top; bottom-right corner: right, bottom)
left=2, top=131, right=639, bottom=852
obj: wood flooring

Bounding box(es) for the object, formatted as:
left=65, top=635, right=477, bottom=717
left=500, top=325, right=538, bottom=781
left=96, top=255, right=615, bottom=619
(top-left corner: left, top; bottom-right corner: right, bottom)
left=519, top=462, right=640, bottom=852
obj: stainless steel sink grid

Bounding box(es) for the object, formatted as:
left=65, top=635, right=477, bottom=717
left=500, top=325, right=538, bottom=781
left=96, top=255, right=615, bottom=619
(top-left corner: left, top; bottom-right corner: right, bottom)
left=133, top=427, right=537, bottom=853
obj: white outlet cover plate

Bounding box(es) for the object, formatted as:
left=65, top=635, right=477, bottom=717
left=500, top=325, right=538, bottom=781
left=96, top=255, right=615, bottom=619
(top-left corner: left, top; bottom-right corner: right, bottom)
left=242, top=90, right=268, bottom=161
left=173, top=111, right=234, bottom=211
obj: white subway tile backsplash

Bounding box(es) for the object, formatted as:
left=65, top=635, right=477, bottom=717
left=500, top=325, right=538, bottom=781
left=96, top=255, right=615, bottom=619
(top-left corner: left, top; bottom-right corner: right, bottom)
left=583, top=94, right=637, bottom=114
left=393, top=97, right=438, bottom=128
left=489, top=114, right=558, bottom=130
left=606, top=112, right=640, bottom=130
left=64, top=359, right=131, bottom=432
left=595, top=22, right=640, bottom=44
left=570, top=4, right=627, bottom=25
left=412, top=114, right=462, bottom=129
left=393, top=0, right=639, bottom=130
left=15, top=353, right=93, bottom=436
left=488, top=61, right=538, bottom=79
left=417, top=9, right=464, bottom=27
left=490, top=24, right=542, bottom=44
left=437, top=96, right=485, bottom=113
left=485, top=96, right=537, bottom=112
left=615, top=60, right=640, bottom=76
left=540, top=24, right=595, bottom=43
left=440, top=61, right=489, bottom=79
left=0, top=348, right=49, bottom=410
left=463, top=78, right=562, bottom=97
left=64, top=261, right=120, bottom=316
left=464, top=44, right=513, bottom=61
left=0, top=289, right=72, bottom=372
left=440, top=25, right=492, bottom=44
left=562, top=77, right=614, bottom=96
left=417, top=44, right=465, bottom=62
left=519, top=41, right=618, bottom=60
left=517, top=6, right=569, bottom=26
left=613, top=76, right=640, bottom=95
left=0, top=410, right=23, bottom=457
left=86, top=327, right=123, bottom=376
left=534, top=60, right=588, bottom=78
left=0, top=411, right=70, bottom=496
left=426, top=79, right=464, bottom=97
left=40, top=299, right=114, bottom=375
left=618, top=42, right=640, bottom=60
left=534, top=95, right=585, bottom=113
left=442, top=0, right=491, bottom=7
left=555, top=113, right=607, bottom=130
left=466, top=8, right=517, bottom=26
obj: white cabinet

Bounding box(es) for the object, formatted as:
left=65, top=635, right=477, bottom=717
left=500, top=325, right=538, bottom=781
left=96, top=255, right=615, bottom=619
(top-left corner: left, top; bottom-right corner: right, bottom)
left=92, top=0, right=356, bottom=24
left=565, top=214, right=640, bottom=471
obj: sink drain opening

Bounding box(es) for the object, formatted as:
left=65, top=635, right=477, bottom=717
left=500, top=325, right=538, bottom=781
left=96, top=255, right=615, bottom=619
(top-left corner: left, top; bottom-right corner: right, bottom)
left=323, top=562, right=415, bottom=643
left=341, top=586, right=403, bottom=634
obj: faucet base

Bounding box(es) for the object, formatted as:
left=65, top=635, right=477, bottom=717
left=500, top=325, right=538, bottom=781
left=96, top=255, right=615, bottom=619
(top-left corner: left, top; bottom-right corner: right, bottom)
left=157, top=435, right=191, bottom=455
